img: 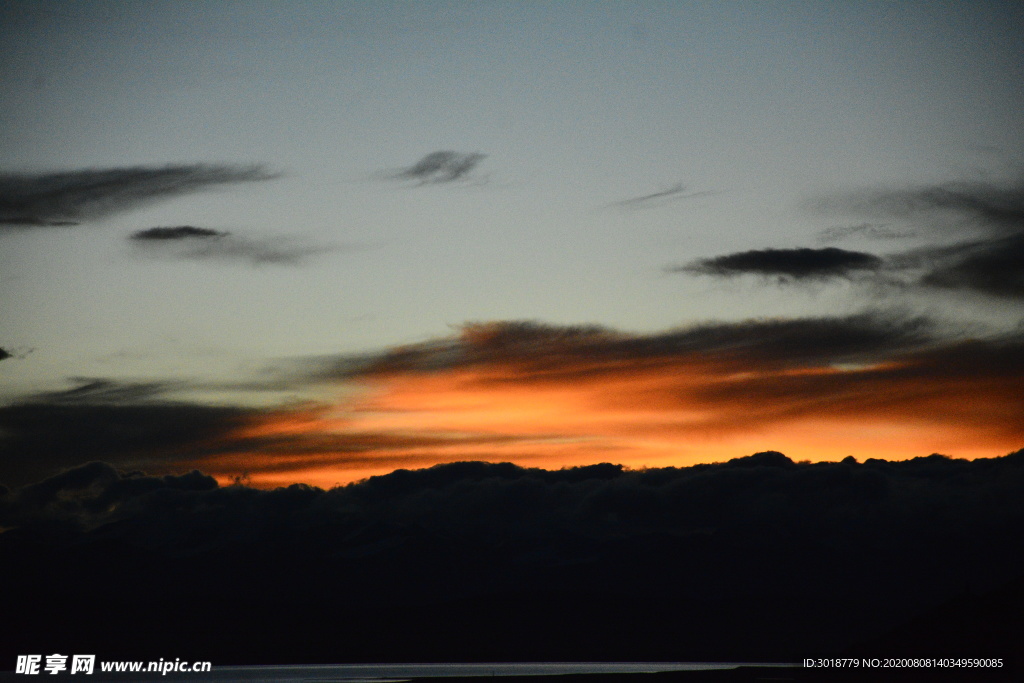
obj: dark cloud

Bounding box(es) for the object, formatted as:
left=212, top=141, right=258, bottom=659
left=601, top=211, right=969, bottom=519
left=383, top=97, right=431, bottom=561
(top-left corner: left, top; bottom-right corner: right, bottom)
left=129, top=226, right=349, bottom=266
left=339, top=313, right=937, bottom=378
left=1, top=452, right=1022, bottom=663
left=130, top=225, right=230, bottom=240
left=0, top=164, right=279, bottom=227
left=816, top=178, right=1024, bottom=299
left=831, top=179, right=1024, bottom=237
left=340, top=314, right=940, bottom=379
left=898, top=233, right=1024, bottom=299
left=672, top=247, right=884, bottom=280
left=685, top=336, right=1024, bottom=437
left=0, top=380, right=254, bottom=487
left=0, top=377, right=531, bottom=488
left=0, top=346, right=33, bottom=361
left=394, top=151, right=486, bottom=184
left=637, top=312, right=937, bottom=367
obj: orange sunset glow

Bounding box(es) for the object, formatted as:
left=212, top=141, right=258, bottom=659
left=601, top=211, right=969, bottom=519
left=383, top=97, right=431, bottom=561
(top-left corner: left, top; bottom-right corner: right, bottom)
left=188, top=322, right=1024, bottom=488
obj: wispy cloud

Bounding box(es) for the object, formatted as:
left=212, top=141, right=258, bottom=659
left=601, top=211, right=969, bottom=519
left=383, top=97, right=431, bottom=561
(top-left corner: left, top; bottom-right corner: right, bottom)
left=129, top=225, right=350, bottom=266
left=0, top=217, right=80, bottom=227
left=931, top=245, right=1024, bottom=301
left=816, top=223, right=916, bottom=243
left=681, top=178, right=1024, bottom=300
left=391, top=151, right=486, bottom=184
left=671, top=247, right=884, bottom=281
left=825, top=178, right=1024, bottom=299
left=611, top=183, right=716, bottom=208
left=820, top=179, right=1024, bottom=237
left=31, top=378, right=179, bottom=405
left=891, top=234, right=1024, bottom=300
left=0, top=164, right=279, bottom=227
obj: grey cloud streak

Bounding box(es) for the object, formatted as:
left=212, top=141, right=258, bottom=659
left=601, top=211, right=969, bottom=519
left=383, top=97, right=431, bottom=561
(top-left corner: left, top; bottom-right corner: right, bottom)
left=0, top=164, right=279, bottom=227
left=130, top=225, right=350, bottom=266
left=817, top=223, right=917, bottom=243
left=612, top=183, right=717, bottom=208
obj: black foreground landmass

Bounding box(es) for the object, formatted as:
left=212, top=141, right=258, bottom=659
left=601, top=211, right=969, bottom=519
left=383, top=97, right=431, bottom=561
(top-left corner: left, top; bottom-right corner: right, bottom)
left=434, top=666, right=1017, bottom=683
left=1, top=451, right=1022, bottom=676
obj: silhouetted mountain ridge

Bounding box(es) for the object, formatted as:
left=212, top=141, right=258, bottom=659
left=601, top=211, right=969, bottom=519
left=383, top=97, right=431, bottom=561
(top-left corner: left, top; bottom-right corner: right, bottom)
left=1, top=450, right=1022, bottom=665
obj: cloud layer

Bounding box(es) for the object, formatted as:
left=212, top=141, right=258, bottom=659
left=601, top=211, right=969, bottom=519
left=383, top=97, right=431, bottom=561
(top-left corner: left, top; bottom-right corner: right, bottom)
left=0, top=164, right=279, bottom=227
left=4, top=316, right=1020, bottom=488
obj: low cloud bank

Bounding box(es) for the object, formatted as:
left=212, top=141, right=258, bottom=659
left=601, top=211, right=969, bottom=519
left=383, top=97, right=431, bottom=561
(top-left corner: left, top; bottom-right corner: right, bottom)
left=0, top=387, right=253, bottom=487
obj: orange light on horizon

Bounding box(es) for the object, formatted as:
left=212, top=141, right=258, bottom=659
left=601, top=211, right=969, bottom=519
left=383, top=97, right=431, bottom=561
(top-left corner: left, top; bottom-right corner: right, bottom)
left=185, top=346, right=1024, bottom=489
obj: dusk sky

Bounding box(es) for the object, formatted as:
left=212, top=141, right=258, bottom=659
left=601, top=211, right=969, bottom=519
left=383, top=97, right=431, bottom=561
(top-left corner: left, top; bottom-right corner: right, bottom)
left=2, top=0, right=1023, bottom=488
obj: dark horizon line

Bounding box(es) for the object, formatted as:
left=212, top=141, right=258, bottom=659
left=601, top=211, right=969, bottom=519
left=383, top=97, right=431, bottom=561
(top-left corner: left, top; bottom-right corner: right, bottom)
left=8, top=448, right=1024, bottom=494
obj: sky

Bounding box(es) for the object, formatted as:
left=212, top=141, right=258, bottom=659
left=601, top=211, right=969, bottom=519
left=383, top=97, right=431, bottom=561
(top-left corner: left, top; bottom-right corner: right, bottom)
left=1, top=0, right=1023, bottom=488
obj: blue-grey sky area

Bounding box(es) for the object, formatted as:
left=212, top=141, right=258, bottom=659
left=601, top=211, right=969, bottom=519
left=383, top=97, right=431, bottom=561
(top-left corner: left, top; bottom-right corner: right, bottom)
left=1, top=1, right=1023, bottom=484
